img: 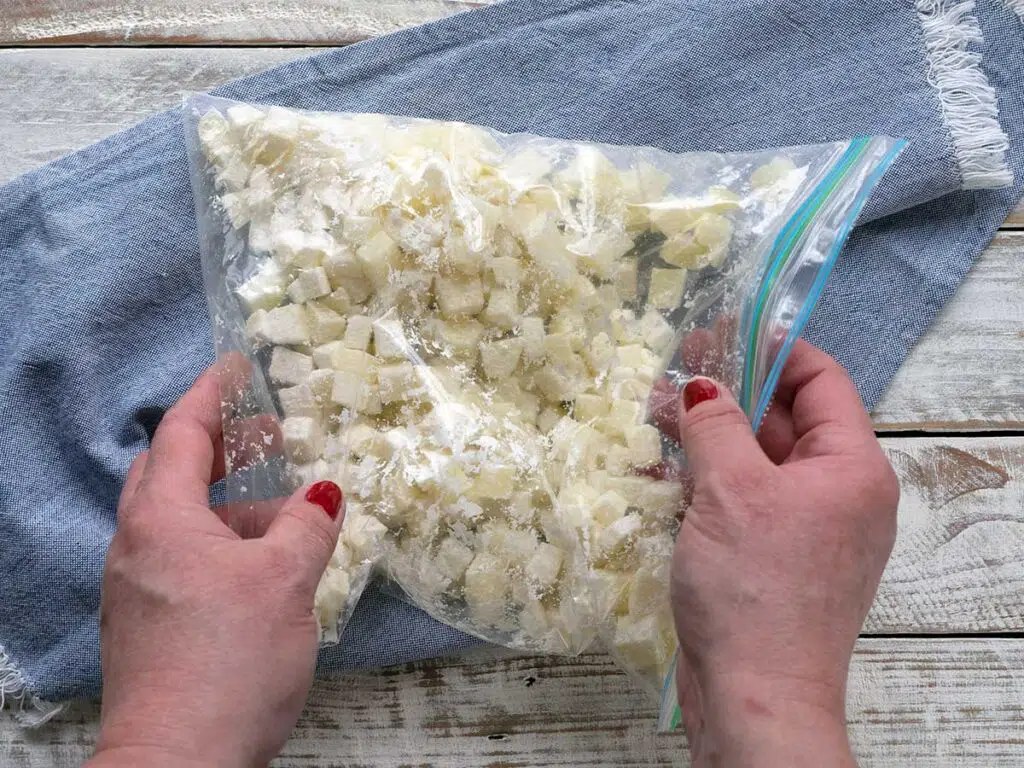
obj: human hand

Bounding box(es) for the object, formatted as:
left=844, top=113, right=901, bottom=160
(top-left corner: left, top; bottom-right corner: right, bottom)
left=86, top=360, right=345, bottom=768
left=663, top=340, right=898, bottom=766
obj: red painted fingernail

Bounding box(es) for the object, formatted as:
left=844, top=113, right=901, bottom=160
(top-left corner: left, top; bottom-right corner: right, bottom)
left=306, top=481, right=343, bottom=521
left=683, top=378, right=719, bottom=411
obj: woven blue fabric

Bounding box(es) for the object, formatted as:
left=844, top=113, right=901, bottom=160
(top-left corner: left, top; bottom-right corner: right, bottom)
left=1, top=0, right=1021, bottom=702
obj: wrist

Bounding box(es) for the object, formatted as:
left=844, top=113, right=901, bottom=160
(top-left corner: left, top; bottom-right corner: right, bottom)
left=86, top=745, right=222, bottom=768
left=689, top=668, right=854, bottom=767
left=92, top=695, right=252, bottom=768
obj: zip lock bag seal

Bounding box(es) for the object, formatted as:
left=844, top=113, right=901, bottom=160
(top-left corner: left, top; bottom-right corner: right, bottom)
left=182, top=94, right=903, bottom=718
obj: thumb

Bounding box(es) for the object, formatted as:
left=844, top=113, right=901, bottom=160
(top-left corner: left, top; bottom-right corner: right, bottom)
left=263, top=481, right=345, bottom=591
left=678, top=377, right=768, bottom=478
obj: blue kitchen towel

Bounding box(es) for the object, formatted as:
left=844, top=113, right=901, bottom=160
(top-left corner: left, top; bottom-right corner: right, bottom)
left=1, top=0, right=1021, bottom=714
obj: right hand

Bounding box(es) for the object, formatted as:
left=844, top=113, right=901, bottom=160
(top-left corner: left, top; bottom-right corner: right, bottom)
left=666, top=340, right=899, bottom=766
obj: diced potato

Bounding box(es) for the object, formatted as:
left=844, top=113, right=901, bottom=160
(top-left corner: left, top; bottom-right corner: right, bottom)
left=356, top=231, right=399, bottom=288
left=480, top=338, right=523, bottom=380
left=625, top=424, right=662, bottom=467
left=473, top=465, right=518, bottom=500
left=648, top=267, right=688, bottom=310
left=306, top=302, right=347, bottom=344
left=282, top=416, right=324, bottom=464
left=237, top=261, right=287, bottom=312
left=343, top=314, right=374, bottom=351
left=378, top=362, right=416, bottom=403
left=435, top=275, right=486, bottom=317
left=268, top=346, right=313, bottom=386
left=464, top=552, right=510, bottom=626
left=592, top=490, right=629, bottom=527
left=247, top=304, right=310, bottom=346
left=287, top=267, right=331, bottom=304
left=482, top=288, right=519, bottom=329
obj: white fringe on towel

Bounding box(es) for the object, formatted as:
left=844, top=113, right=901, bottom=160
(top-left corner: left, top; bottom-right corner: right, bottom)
left=0, top=644, right=62, bottom=727
left=916, top=0, right=1013, bottom=189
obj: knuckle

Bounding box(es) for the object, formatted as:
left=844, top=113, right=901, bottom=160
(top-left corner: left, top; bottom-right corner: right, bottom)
left=684, top=401, right=749, bottom=440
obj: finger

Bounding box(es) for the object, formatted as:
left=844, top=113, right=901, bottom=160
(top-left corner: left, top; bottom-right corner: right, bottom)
left=143, top=363, right=225, bottom=505
left=262, top=481, right=345, bottom=594
left=117, top=451, right=149, bottom=519
left=677, top=376, right=771, bottom=479
left=213, top=413, right=283, bottom=484
left=775, top=341, right=876, bottom=461
left=214, top=497, right=287, bottom=539
left=650, top=377, right=682, bottom=445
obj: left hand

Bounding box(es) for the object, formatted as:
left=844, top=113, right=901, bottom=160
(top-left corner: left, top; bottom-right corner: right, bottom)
left=86, top=360, right=345, bottom=768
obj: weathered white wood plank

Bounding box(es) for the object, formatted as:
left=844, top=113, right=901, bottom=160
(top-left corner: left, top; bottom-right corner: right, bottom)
left=1, top=48, right=1021, bottom=432
left=3, top=640, right=1024, bottom=767
left=872, top=232, right=1024, bottom=431
left=871, top=437, right=1024, bottom=632
left=0, top=1, right=490, bottom=45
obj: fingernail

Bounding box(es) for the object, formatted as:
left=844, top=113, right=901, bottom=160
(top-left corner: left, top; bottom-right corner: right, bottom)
left=306, top=481, right=343, bottom=521
left=683, top=378, right=719, bottom=411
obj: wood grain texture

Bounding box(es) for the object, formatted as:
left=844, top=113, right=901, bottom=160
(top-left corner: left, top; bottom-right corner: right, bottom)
left=871, top=437, right=1024, bottom=632
left=0, top=1, right=490, bottom=45
left=1, top=47, right=1021, bottom=433
left=872, top=232, right=1024, bottom=431
left=3, top=640, right=1024, bottom=767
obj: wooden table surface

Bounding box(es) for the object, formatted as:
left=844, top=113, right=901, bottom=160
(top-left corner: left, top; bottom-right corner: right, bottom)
left=1, top=4, right=1022, bottom=766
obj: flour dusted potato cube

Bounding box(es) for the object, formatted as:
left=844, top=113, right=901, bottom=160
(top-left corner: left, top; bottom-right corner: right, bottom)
left=487, top=256, right=522, bottom=288
left=482, top=289, right=519, bottom=329
left=534, top=364, right=574, bottom=403
left=614, top=260, right=639, bottom=301
left=519, top=316, right=546, bottom=362
left=609, top=309, right=639, bottom=343
left=596, top=514, right=644, bottom=566
left=306, top=302, right=347, bottom=344
left=272, top=229, right=334, bottom=268
left=473, top=465, right=517, bottom=500
left=573, top=393, right=608, bottom=422
left=338, top=276, right=372, bottom=306
left=330, top=371, right=363, bottom=409
left=601, top=400, right=646, bottom=436
left=435, top=537, right=476, bottom=587
left=639, top=481, right=685, bottom=521
left=282, top=416, right=324, bottom=463
left=287, top=267, right=331, bottom=304
left=480, top=338, right=523, bottom=380
left=613, top=613, right=673, bottom=677
left=537, top=407, right=562, bottom=435
left=625, top=424, right=662, bottom=467
left=313, top=343, right=375, bottom=376
left=323, top=245, right=365, bottom=283
left=603, top=444, right=630, bottom=475
left=525, top=542, right=564, bottom=591
left=343, top=512, right=388, bottom=561
left=319, top=286, right=353, bottom=315
left=543, top=333, right=575, bottom=365
left=356, top=231, right=399, bottom=288
left=247, top=304, right=310, bottom=346
left=237, top=261, right=287, bottom=312
left=640, top=310, right=675, bottom=354
left=372, top=318, right=408, bottom=359
left=343, top=314, right=373, bottom=352
left=278, top=383, right=319, bottom=419
left=315, top=567, right=351, bottom=643
left=378, top=362, right=416, bottom=403
left=426, top=318, right=486, bottom=359
left=649, top=267, right=688, bottom=310
left=592, top=490, right=629, bottom=527
left=269, top=346, right=314, bottom=386
left=464, top=552, right=510, bottom=626
left=549, top=310, right=587, bottom=351
left=435, top=275, right=486, bottom=317
left=582, top=332, right=616, bottom=374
